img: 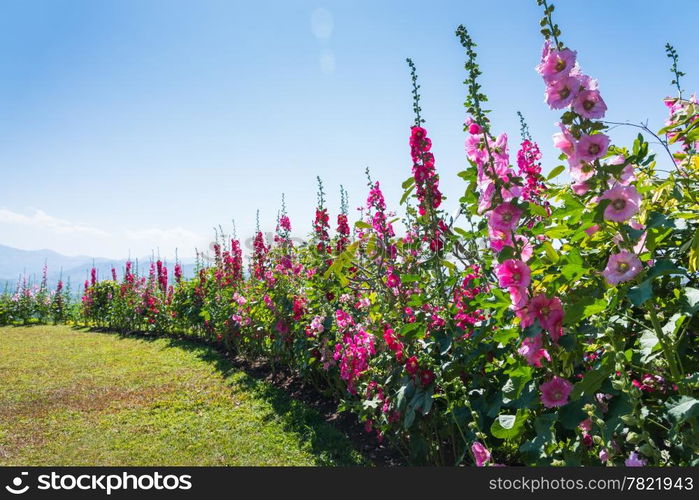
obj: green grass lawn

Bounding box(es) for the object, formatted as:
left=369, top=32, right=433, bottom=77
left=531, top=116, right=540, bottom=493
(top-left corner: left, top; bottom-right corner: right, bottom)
left=0, top=325, right=367, bottom=466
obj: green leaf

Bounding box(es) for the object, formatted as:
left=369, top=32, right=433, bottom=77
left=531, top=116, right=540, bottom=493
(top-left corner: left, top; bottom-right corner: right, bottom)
left=354, top=221, right=372, bottom=230
left=402, top=177, right=415, bottom=189
left=571, top=356, right=614, bottom=400
left=646, top=259, right=686, bottom=280
left=546, top=165, right=565, bottom=180
left=666, top=397, right=699, bottom=423
left=628, top=279, right=653, bottom=307
left=491, top=412, right=527, bottom=440
left=503, top=366, right=532, bottom=402
left=542, top=241, right=559, bottom=263
left=639, top=330, right=660, bottom=363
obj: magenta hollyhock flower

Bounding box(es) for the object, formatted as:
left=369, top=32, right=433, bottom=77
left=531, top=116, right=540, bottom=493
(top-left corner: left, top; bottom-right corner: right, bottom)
left=540, top=376, right=573, bottom=408
left=518, top=334, right=551, bottom=367
left=488, top=226, right=514, bottom=253
left=545, top=75, right=580, bottom=109
left=600, top=185, right=641, bottom=222
left=496, top=259, right=531, bottom=289
left=536, top=43, right=577, bottom=83
left=576, top=133, right=610, bottom=162
left=625, top=452, right=646, bottom=467
left=471, top=442, right=491, bottom=467
left=405, top=355, right=419, bottom=376
left=603, top=251, right=643, bottom=285
left=572, top=89, right=607, bottom=119
left=529, top=294, right=564, bottom=341
left=489, top=202, right=522, bottom=232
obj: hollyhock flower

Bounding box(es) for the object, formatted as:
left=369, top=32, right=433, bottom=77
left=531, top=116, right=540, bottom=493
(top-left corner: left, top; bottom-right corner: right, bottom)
left=553, top=123, right=576, bottom=157
left=603, top=251, right=643, bottom=285
left=579, top=418, right=593, bottom=433
left=335, top=309, right=354, bottom=331
left=625, top=452, right=646, bottom=467
left=576, top=133, right=610, bottom=162
left=540, top=376, right=573, bottom=408
left=489, top=202, right=522, bottom=232
left=537, top=42, right=577, bottom=83
left=333, top=329, right=375, bottom=394
left=572, top=181, right=591, bottom=196
left=471, top=442, right=491, bottom=467
left=570, top=160, right=595, bottom=182
left=405, top=356, right=419, bottom=376
left=529, top=294, right=564, bottom=341
left=585, top=224, right=600, bottom=236
left=517, top=335, right=551, bottom=367
left=488, top=226, right=514, bottom=253
left=599, top=449, right=609, bottom=463
left=618, top=164, right=636, bottom=185
left=515, top=235, right=534, bottom=262
left=419, top=369, right=435, bottom=387
left=386, top=269, right=401, bottom=288
left=599, top=185, right=641, bottom=222
left=545, top=75, right=580, bottom=109
left=572, top=89, right=607, bottom=119
left=496, top=259, right=531, bottom=289
left=508, top=286, right=529, bottom=310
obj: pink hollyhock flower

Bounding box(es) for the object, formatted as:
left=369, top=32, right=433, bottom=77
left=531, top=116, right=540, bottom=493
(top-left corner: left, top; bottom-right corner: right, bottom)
left=540, top=376, right=573, bottom=408
left=518, top=335, right=551, bottom=367
left=570, top=160, right=595, bottom=182
left=625, top=452, right=646, bottom=467
left=516, top=235, right=534, bottom=262
left=577, top=133, right=610, bottom=162
left=489, top=202, right=522, bottom=232
left=618, top=164, right=636, bottom=185
left=599, top=449, right=609, bottom=463
left=496, top=259, right=531, bottom=288
left=489, top=226, right=514, bottom=253
left=585, top=224, right=600, bottom=236
left=508, top=286, right=529, bottom=309
left=600, top=185, right=641, bottom=222
left=529, top=294, right=564, bottom=341
left=471, top=442, right=491, bottom=467
left=603, top=251, right=643, bottom=285
left=553, top=123, right=575, bottom=157
left=579, top=418, right=592, bottom=433
left=537, top=45, right=577, bottom=83
left=545, top=75, right=580, bottom=109
left=572, top=89, right=607, bottom=119
left=571, top=181, right=591, bottom=196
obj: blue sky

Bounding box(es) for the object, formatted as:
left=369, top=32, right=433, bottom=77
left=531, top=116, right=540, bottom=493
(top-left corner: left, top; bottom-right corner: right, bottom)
left=1, top=0, right=697, bottom=259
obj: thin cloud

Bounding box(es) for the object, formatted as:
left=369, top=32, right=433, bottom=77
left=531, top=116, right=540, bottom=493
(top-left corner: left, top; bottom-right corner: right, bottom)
left=0, top=208, right=110, bottom=236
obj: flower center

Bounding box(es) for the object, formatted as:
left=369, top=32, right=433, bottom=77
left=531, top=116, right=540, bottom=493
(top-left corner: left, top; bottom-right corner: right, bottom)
left=559, top=87, right=570, bottom=99
left=513, top=272, right=521, bottom=282
left=502, top=213, right=512, bottom=222
left=555, top=58, right=566, bottom=72
left=617, top=261, right=629, bottom=272
left=583, top=99, right=595, bottom=111
left=588, top=144, right=600, bottom=155
left=612, top=199, right=626, bottom=210
left=554, top=391, right=562, bottom=400
left=541, top=306, right=550, bottom=316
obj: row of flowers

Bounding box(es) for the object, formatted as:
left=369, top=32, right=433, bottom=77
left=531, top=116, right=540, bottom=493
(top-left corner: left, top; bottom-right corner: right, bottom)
left=25, top=2, right=699, bottom=466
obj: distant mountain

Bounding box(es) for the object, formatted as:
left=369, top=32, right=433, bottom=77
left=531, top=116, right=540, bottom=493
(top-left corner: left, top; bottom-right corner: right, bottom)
left=0, top=244, right=196, bottom=293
